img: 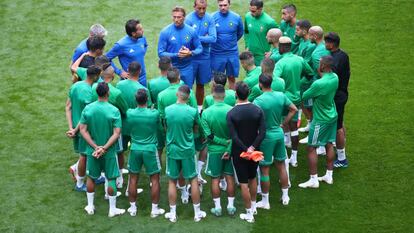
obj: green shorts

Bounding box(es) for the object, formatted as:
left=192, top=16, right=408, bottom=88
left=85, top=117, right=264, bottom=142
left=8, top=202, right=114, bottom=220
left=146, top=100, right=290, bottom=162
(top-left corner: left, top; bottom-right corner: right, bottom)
left=166, top=155, right=197, bottom=180
left=121, top=135, right=131, bottom=152
left=156, top=127, right=166, bottom=150
left=308, top=120, right=337, bottom=147
left=303, top=98, right=313, bottom=108
left=73, top=135, right=87, bottom=156
left=260, top=132, right=286, bottom=165
left=86, top=153, right=120, bottom=180
left=194, top=137, right=207, bottom=151
left=205, top=152, right=234, bottom=178
left=128, top=149, right=161, bottom=175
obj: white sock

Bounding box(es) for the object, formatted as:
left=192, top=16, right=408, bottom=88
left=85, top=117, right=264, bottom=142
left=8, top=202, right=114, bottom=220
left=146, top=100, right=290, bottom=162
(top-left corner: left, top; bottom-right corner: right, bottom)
left=310, top=174, right=318, bottom=181
left=197, top=160, right=205, bottom=176
left=151, top=203, right=158, bottom=212
left=246, top=208, right=253, bottom=218
left=213, top=197, right=221, bottom=209
left=170, top=205, right=176, bottom=215
left=284, top=132, right=291, bottom=144
left=227, top=197, right=235, bottom=208
left=251, top=201, right=256, bottom=210
left=109, top=195, right=117, bottom=211
left=72, top=160, right=79, bottom=170
left=198, top=105, right=203, bottom=113
left=86, top=192, right=94, bottom=207
left=130, top=202, right=136, bottom=209
left=177, top=185, right=186, bottom=191
left=337, top=148, right=346, bottom=161
left=326, top=170, right=333, bottom=179
left=76, top=175, right=85, bottom=188
left=285, top=158, right=290, bottom=180
left=261, top=193, right=269, bottom=204
left=193, top=203, right=201, bottom=214
left=282, top=188, right=289, bottom=198
left=104, top=178, right=109, bottom=196
left=290, top=150, right=297, bottom=162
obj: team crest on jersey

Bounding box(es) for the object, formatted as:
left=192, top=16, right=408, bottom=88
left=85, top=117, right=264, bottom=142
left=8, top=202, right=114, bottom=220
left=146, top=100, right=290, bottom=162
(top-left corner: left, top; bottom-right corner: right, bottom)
left=260, top=26, right=264, bottom=32
left=171, top=36, right=176, bottom=41
left=248, top=23, right=252, bottom=28
left=229, top=22, right=234, bottom=27
left=185, top=35, right=190, bottom=42
left=204, top=22, right=208, bottom=27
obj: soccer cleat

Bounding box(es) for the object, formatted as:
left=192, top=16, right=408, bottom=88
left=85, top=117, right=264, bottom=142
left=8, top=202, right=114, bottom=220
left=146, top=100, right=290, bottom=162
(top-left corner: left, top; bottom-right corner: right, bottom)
left=239, top=213, right=254, bottom=223
left=194, top=210, right=207, bottom=222
left=164, top=212, right=177, bottom=223
left=122, top=168, right=129, bottom=174
left=125, top=188, right=143, bottom=197
left=84, top=205, right=95, bottom=215
left=127, top=206, right=137, bottom=216
left=150, top=208, right=165, bottom=218
left=116, top=176, right=123, bottom=189
left=227, top=206, right=236, bottom=216
left=74, top=184, right=87, bottom=192
left=298, top=124, right=310, bottom=133
left=289, top=159, right=298, bottom=168
left=281, top=196, right=290, bottom=206
left=104, top=191, right=121, bottom=200
left=219, top=179, right=227, bottom=191
left=318, top=175, right=333, bottom=185
left=299, top=136, right=308, bottom=144
left=108, top=208, right=126, bottom=218
left=69, top=165, right=77, bottom=182
left=334, top=159, right=349, bottom=168
left=298, top=179, right=319, bottom=188
left=210, top=207, right=222, bottom=217
left=198, top=176, right=207, bottom=184
left=95, top=176, right=105, bottom=185
left=256, top=201, right=270, bottom=210
left=181, top=188, right=189, bottom=204
left=316, top=146, right=326, bottom=156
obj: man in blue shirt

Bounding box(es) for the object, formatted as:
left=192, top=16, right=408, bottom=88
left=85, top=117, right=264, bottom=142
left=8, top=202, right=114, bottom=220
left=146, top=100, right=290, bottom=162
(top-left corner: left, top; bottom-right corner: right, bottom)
left=185, top=0, right=217, bottom=110
left=106, top=19, right=148, bottom=86
left=158, top=6, right=203, bottom=88
left=71, top=24, right=107, bottom=64
left=211, top=0, right=244, bottom=90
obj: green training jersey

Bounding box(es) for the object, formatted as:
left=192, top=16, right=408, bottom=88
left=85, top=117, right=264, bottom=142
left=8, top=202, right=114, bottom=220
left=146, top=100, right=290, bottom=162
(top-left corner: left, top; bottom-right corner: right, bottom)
left=302, top=72, right=338, bottom=123
left=124, top=107, right=160, bottom=151
left=297, top=38, right=316, bottom=63
left=148, top=76, right=170, bottom=109
left=203, top=89, right=236, bottom=110
left=79, top=101, right=122, bottom=156
left=243, top=66, right=262, bottom=89
left=269, top=46, right=282, bottom=63
left=254, top=91, right=292, bottom=135
left=244, top=12, right=278, bottom=65
left=91, top=82, right=128, bottom=116
left=116, top=79, right=152, bottom=109
left=76, top=67, right=87, bottom=81
left=280, top=20, right=300, bottom=54
left=68, top=80, right=92, bottom=128
left=309, top=42, right=330, bottom=78
left=273, top=52, right=314, bottom=105
left=248, top=77, right=285, bottom=102
left=157, top=83, right=197, bottom=119
left=201, top=102, right=232, bottom=153
left=165, top=103, right=199, bottom=159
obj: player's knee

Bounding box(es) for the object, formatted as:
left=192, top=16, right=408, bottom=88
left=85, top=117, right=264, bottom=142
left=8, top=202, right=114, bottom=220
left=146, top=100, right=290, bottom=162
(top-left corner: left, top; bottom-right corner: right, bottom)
left=107, top=179, right=117, bottom=195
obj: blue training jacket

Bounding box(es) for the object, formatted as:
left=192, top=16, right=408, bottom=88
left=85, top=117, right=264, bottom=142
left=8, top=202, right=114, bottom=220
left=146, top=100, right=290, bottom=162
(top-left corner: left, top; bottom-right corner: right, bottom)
left=211, top=10, right=244, bottom=56
left=185, top=11, right=217, bottom=60
left=71, top=38, right=88, bottom=63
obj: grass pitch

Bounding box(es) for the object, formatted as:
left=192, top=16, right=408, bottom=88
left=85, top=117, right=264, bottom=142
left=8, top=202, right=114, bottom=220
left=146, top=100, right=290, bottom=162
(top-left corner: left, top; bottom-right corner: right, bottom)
left=0, top=0, right=413, bottom=232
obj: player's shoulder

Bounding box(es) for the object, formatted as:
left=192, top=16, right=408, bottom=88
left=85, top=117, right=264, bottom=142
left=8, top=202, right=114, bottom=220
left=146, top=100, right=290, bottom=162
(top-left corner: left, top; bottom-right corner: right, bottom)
left=229, top=10, right=241, bottom=18
left=160, top=23, right=174, bottom=33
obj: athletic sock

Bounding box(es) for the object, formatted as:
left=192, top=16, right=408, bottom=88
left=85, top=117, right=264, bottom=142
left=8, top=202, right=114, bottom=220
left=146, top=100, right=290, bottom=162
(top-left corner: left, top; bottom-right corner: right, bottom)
left=109, top=195, right=117, bottom=211
left=246, top=208, right=253, bottom=218
left=251, top=201, right=256, bottom=211
left=282, top=188, right=289, bottom=199
left=337, top=148, right=346, bottom=161
left=261, top=193, right=269, bottom=204
left=197, top=160, right=205, bottom=176
left=285, top=158, right=290, bottom=180
left=193, top=203, right=201, bottom=214
left=130, top=202, right=136, bottom=209
left=76, top=175, right=85, bottom=188
left=104, top=178, right=109, bottom=196
left=227, top=197, right=235, bottom=208
left=213, top=197, right=221, bottom=209
left=198, top=105, right=203, bottom=114
left=87, top=192, right=94, bottom=207
left=326, top=170, right=333, bottom=179
left=284, top=132, right=291, bottom=145
left=151, top=203, right=158, bottom=212
left=170, top=205, right=176, bottom=215
left=290, top=150, right=297, bottom=162
left=310, top=174, right=318, bottom=182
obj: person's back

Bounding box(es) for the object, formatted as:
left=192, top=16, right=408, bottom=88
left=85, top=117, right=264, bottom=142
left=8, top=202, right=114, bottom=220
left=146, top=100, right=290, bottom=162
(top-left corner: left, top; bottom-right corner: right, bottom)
left=158, top=83, right=197, bottom=118
left=117, top=79, right=150, bottom=108
left=254, top=91, right=290, bottom=133
left=149, top=76, right=170, bottom=108
left=69, top=81, right=92, bottom=126
left=203, top=89, right=236, bottom=109
left=92, top=82, right=128, bottom=115
left=125, top=107, right=160, bottom=150
left=202, top=102, right=232, bottom=152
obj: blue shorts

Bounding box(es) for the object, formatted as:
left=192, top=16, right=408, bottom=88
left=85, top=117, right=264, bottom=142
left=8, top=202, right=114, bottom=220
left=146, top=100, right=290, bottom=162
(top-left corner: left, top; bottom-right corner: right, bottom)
left=179, top=65, right=194, bottom=87
left=193, top=59, right=212, bottom=85
left=211, top=54, right=240, bottom=78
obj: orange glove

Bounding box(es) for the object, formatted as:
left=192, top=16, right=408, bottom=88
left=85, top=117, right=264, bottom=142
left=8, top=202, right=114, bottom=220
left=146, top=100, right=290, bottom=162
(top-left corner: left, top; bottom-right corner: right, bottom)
left=250, top=151, right=264, bottom=162
left=240, top=152, right=251, bottom=159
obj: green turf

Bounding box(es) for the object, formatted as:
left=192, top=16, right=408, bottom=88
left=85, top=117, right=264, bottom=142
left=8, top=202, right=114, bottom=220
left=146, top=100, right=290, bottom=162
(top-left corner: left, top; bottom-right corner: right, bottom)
left=0, top=0, right=413, bottom=232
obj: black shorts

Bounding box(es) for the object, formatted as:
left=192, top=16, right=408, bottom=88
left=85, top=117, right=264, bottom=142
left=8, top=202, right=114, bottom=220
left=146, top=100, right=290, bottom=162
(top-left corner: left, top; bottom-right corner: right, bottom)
left=334, top=100, right=347, bottom=130
left=231, top=155, right=259, bottom=184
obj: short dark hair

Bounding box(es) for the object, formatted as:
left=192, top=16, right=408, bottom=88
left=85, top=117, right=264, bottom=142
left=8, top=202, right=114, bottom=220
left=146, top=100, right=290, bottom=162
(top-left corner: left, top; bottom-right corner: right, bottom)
left=96, top=82, right=109, bottom=97
left=320, top=55, right=334, bottom=69
left=279, top=42, right=291, bottom=54
left=95, top=55, right=110, bottom=70
left=213, top=71, right=227, bottom=86
left=324, top=32, right=340, bottom=48
left=235, top=81, right=249, bottom=100
left=128, top=62, right=141, bottom=77
left=239, top=51, right=254, bottom=61
left=259, top=74, right=272, bottom=89
left=167, top=67, right=180, bottom=83
left=297, top=19, right=312, bottom=32
left=125, top=19, right=140, bottom=37
left=178, top=85, right=190, bottom=100
left=250, top=0, right=263, bottom=8
left=172, top=6, right=186, bottom=17
left=159, top=57, right=172, bottom=72
left=135, top=89, right=148, bottom=106
left=87, top=65, right=101, bottom=79
left=218, top=0, right=231, bottom=4
left=194, top=0, right=207, bottom=6
left=260, top=58, right=275, bottom=74
left=88, top=36, right=106, bottom=52
left=213, top=84, right=225, bottom=95
left=282, top=3, right=297, bottom=14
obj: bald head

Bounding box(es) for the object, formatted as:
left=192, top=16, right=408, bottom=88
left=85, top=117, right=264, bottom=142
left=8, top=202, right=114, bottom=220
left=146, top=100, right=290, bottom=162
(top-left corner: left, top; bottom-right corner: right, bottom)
left=266, top=28, right=282, bottom=44
left=309, top=26, right=324, bottom=43
left=101, top=66, right=115, bottom=81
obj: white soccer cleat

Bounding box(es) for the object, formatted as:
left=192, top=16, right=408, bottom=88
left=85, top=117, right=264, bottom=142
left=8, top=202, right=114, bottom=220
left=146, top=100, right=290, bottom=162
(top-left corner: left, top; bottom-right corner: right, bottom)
left=281, top=196, right=290, bottom=206
left=289, top=159, right=298, bottom=167
left=181, top=188, right=189, bottom=204
left=299, top=136, right=309, bottom=144
left=108, top=208, right=126, bottom=218
left=150, top=208, right=165, bottom=218
left=121, top=168, right=129, bottom=174
left=69, top=164, right=78, bottom=182
left=104, top=191, right=121, bottom=200
left=298, top=179, right=319, bottom=188
left=84, top=205, right=95, bottom=215
left=219, top=179, right=227, bottom=191
left=316, top=146, right=326, bottom=155
left=194, top=210, right=207, bottom=222
left=256, top=201, right=270, bottom=210
left=318, top=175, right=333, bottom=185
left=116, top=176, right=123, bottom=189
left=164, top=212, right=177, bottom=223
left=198, top=176, right=207, bottom=184
left=125, top=188, right=143, bottom=197
left=239, top=213, right=254, bottom=223
left=299, top=124, right=310, bottom=133
left=127, top=206, right=137, bottom=216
